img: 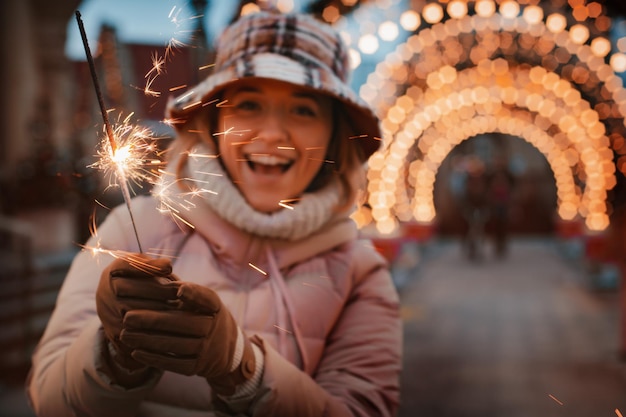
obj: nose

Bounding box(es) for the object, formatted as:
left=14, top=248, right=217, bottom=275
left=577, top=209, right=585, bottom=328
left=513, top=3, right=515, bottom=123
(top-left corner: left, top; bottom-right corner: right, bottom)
left=256, top=109, right=288, bottom=145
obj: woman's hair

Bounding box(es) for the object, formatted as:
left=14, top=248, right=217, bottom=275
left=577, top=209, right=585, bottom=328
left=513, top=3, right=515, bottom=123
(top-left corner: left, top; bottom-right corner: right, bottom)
left=305, top=100, right=367, bottom=212
left=166, top=98, right=368, bottom=213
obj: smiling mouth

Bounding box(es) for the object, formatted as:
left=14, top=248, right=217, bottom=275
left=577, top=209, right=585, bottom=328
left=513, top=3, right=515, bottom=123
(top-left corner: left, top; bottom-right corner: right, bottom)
left=246, top=153, right=294, bottom=174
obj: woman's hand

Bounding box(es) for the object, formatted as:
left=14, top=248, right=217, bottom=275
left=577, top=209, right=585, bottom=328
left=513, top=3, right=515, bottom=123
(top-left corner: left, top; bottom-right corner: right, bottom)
left=119, top=282, right=256, bottom=396
left=96, top=254, right=180, bottom=372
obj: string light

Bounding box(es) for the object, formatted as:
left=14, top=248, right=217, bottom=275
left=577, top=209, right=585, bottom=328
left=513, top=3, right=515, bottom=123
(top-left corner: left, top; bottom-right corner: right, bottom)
left=400, top=10, right=421, bottom=31
left=379, top=21, right=400, bottom=41
left=358, top=33, right=379, bottom=54
left=422, top=3, right=444, bottom=24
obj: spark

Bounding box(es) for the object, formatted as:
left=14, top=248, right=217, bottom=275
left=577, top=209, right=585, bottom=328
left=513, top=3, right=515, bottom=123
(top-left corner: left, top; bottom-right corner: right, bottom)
left=146, top=52, right=165, bottom=78
left=94, top=199, right=109, bottom=210
left=349, top=134, right=369, bottom=139
left=153, top=164, right=222, bottom=229
left=273, top=325, right=293, bottom=335
left=199, top=63, right=215, bottom=71
left=277, top=146, right=295, bottom=150
left=169, top=84, right=188, bottom=92
left=82, top=242, right=173, bottom=274
left=153, top=174, right=198, bottom=228
left=187, top=150, right=219, bottom=159
left=230, top=140, right=255, bottom=146
left=248, top=262, right=267, bottom=275
left=616, top=409, right=624, bottom=417
left=162, top=117, right=187, bottom=127
left=279, top=198, right=299, bottom=210
left=195, top=170, right=222, bottom=177
left=308, top=158, right=335, bottom=164
left=182, top=101, right=202, bottom=111
left=88, top=112, right=164, bottom=191
left=165, top=36, right=190, bottom=60
left=135, top=52, right=167, bottom=97
left=142, top=76, right=161, bottom=97
left=85, top=219, right=174, bottom=272
left=175, top=90, right=195, bottom=104
left=164, top=6, right=200, bottom=60
left=202, top=98, right=220, bottom=107
left=143, top=2, right=208, bottom=97
left=548, top=394, right=563, bottom=406
left=168, top=6, right=180, bottom=21
left=213, top=126, right=251, bottom=137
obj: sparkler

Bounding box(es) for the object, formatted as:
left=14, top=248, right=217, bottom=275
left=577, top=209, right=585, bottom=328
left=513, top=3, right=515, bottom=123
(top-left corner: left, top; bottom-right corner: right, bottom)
left=75, top=10, right=145, bottom=253
left=88, top=112, right=162, bottom=189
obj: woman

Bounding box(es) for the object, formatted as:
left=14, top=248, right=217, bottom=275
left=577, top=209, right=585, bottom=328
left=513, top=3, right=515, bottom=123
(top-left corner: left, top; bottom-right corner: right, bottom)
left=27, top=10, right=402, bottom=416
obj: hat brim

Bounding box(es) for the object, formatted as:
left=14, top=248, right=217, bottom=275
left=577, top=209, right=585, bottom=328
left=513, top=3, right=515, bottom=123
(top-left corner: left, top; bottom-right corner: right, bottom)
left=167, top=53, right=381, bottom=159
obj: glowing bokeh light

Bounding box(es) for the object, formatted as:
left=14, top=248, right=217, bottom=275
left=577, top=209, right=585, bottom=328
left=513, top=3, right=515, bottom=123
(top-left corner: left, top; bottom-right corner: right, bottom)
left=447, top=1, right=468, bottom=19
left=499, top=1, right=520, bottom=19
left=570, top=24, right=590, bottom=44
left=422, top=3, right=444, bottom=24
left=546, top=13, right=567, bottom=33
left=379, top=21, right=400, bottom=41
left=610, top=53, right=626, bottom=72
left=475, top=0, right=496, bottom=18
left=523, top=5, right=544, bottom=25
left=358, top=33, right=379, bottom=54
left=400, top=10, right=421, bottom=31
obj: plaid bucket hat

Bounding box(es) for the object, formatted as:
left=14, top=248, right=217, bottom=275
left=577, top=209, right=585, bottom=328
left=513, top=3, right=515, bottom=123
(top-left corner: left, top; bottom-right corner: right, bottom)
left=167, top=11, right=381, bottom=159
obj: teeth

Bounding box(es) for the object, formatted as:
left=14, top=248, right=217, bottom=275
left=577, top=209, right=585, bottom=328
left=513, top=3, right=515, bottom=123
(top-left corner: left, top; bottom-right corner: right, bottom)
left=247, top=154, right=291, bottom=166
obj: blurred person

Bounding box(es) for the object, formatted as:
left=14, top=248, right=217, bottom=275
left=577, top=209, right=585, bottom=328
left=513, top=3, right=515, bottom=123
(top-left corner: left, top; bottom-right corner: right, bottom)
left=460, top=156, right=489, bottom=261
left=486, top=158, right=515, bottom=258
left=27, top=11, right=402, bottom=417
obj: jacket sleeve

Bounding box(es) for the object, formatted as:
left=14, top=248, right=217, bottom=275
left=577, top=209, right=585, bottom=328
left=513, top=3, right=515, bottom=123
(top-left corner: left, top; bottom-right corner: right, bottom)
left=248, top=241, right=403, bottom=417
left=26, top=200, right=162, bottom=417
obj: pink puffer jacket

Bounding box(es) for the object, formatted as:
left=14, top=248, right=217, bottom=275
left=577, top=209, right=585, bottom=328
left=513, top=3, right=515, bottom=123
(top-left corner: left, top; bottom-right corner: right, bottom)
left=27, top=196, right=402, bottom=417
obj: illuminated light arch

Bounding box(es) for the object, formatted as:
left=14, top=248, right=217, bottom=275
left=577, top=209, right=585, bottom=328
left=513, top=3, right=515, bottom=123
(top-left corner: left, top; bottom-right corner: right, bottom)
left=369, top=109, right=600, bottom=232
left=366, top=63, right=615, bottom=232
left=361, top=8, right=625, bottom=233
left=380, top=109, right=579, bottom=217
left=362, top=12, right=626, bottom=133
left=412, top=113, right=583, bottom=223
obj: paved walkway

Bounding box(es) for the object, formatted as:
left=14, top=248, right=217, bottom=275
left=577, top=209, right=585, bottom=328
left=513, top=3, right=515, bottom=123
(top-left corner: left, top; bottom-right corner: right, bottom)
left=398, top=238, right=626, bottom=417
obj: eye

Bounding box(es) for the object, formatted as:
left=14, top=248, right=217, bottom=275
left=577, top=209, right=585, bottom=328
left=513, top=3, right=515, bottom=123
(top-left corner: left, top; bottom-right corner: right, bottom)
left=293, top=104, right=317, bottom=117
left=235, top=99, right=261, bottom=111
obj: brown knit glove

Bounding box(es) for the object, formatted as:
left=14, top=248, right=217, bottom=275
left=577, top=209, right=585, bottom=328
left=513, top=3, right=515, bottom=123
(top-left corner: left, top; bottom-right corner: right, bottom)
left=120, top=282, right=256, bottom=396
left=96, top=254, right=179, bottom=373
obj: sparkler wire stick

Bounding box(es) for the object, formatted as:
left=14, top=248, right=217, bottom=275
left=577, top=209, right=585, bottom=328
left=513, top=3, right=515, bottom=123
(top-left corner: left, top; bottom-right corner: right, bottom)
left=75, top=10, right=144, bottom=253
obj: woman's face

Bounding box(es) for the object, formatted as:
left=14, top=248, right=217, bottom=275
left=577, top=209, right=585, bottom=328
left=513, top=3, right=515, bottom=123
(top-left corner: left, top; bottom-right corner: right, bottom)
left=215, top=79, right=334, bottom=213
